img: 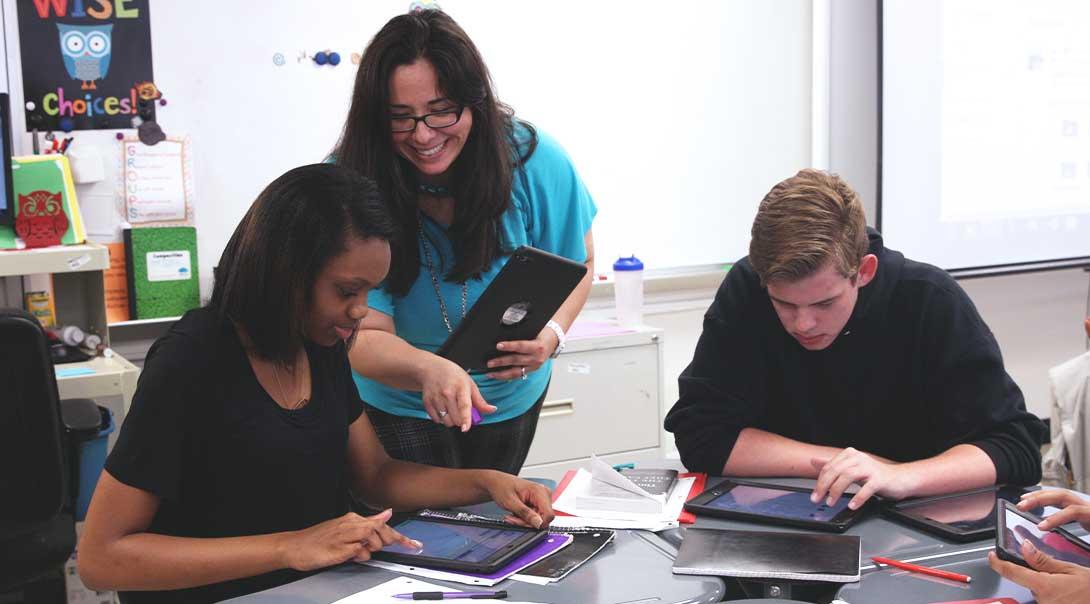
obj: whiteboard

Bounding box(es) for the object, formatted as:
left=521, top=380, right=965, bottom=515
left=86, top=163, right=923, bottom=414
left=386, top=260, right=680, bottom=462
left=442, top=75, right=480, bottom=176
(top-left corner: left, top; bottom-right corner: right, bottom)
left=2, top=0, right=813, bottom=297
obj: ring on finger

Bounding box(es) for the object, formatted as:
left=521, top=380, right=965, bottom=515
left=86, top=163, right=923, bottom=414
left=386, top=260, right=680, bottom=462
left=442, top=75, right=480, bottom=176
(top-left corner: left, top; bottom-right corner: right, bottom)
left=520, top=366, right=528, bottom=380
left=438, top=409, right=448, bottom=418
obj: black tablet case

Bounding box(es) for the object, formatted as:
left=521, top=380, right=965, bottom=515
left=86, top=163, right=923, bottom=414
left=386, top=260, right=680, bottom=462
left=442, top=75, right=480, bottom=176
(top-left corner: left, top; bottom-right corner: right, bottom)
left=371, top=515, right=547, bottom=574
left=995, top=500, right=1090, bottom=568
left=883, top=485, right=1033, bottom=542
left=684, top=479, right=866, bottom=533
left=438, top=246, right=587, bottom=371
left=672, top=527, right=861, bottom=582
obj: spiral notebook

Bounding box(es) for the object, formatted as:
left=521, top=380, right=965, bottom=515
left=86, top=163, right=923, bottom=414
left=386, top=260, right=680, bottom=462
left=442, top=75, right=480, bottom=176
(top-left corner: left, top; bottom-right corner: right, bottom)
left=672, top=527, right=861, bottom=583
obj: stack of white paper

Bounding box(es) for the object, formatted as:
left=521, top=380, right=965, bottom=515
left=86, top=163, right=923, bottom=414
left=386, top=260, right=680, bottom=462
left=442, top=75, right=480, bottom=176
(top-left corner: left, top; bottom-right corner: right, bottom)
left=552, top=456, right=694, bottom=531
left=576, top=459, right=670, bottom=513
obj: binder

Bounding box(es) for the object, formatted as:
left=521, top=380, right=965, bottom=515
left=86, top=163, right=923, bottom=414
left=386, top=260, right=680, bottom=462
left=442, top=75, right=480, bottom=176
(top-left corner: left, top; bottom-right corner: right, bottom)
left=672, top=527, right=861, bottom=583
left=1, top=155, right=87, bottom=249
left=123, top=226, right=200, bottom=319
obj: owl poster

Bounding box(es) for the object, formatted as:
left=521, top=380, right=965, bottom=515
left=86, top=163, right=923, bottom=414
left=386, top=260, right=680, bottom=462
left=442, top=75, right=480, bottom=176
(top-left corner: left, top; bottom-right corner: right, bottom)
left=16, top=0, right=154, bottom=132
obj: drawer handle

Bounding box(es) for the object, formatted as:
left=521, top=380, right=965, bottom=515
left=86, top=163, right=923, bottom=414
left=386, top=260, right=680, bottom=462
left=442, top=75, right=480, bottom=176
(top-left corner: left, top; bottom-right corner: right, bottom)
left=540, top=398, right=575, bottom=418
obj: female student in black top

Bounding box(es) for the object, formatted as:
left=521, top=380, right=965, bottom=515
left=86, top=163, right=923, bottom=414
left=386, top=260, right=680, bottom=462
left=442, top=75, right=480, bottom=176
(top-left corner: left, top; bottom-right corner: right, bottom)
left=76, top=164, right=554, bottom=603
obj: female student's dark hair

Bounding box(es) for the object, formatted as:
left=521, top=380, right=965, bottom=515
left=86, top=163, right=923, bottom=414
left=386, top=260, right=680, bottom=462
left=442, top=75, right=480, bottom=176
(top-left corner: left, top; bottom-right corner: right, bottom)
left=210, top=163, right=397, bottom=364
left=333, top=9, right=538, bottom=296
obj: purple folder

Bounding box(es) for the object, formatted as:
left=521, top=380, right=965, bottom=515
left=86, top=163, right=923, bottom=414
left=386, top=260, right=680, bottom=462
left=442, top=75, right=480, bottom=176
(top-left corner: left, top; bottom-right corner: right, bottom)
left=462, top=533, right=573, bottom=581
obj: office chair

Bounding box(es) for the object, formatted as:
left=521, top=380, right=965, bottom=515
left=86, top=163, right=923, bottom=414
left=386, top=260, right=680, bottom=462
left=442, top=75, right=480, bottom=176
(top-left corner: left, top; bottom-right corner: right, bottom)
left=0, top=308, right=77, bottom=595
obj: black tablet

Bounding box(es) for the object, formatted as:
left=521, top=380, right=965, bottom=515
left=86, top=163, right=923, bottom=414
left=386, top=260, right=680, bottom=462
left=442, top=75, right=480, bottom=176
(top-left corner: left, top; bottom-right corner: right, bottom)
left=437, top=246, right=587, bottom=371
left=684, top=479, right=868, bottom=533
left=882, top=485, right=1037, bottom=542
left=995, top=499, right=1090, bottom=568
left=372, top=516, right=548, bottom=574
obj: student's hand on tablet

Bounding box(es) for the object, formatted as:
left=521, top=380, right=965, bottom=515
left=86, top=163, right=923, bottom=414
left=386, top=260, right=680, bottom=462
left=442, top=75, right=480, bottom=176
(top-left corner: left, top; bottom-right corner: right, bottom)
left=486, top=327, right=560, bottom=381
left=810, top=447, right=912, bottom=510
left=282, top=509, right=421, bottom=571
left=480, top=471, right=555, bottom=529
left=1019, top=489, right=1090, bottom=531
left=989, top=541, right=1090, bottom=604
left=421, top=356, right=496, bottom=431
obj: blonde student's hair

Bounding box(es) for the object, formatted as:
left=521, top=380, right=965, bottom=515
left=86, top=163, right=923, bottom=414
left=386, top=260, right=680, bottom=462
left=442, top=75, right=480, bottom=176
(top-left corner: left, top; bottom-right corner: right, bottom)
left=748, top=169, right=869, bottom=286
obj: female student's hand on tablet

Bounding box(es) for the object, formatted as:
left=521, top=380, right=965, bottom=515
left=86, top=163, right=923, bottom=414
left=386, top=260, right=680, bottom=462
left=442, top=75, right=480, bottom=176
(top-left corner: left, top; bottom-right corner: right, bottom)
left=989, top=541, right=1090, bottom=604
left=480, top=471, right=555, bottom=529
left=283, top=509, right=421, bottom=571
left=1019, top=489, right=1090, bottom=531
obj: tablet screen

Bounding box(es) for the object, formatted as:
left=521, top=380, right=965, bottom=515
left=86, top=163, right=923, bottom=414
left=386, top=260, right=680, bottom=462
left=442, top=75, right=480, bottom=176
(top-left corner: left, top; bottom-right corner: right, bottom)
left=704, top=484, right=851, bottom=522
left=1002, top=507, right=1090, bottom=567
left=382, top=519, right=531, bottom=563
left=902, top=487, right=1032, bottom=532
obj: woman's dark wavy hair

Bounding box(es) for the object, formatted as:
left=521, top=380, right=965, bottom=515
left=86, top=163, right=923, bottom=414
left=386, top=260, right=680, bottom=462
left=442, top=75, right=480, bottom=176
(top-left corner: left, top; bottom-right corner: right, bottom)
left=210, top=163, right=397, bottom=364
left=332, top=9, right=537, bottom=296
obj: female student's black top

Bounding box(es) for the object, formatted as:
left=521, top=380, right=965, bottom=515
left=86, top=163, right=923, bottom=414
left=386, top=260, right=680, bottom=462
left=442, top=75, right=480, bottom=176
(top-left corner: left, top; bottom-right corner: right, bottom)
left=103, top=306, right=364, bottom=603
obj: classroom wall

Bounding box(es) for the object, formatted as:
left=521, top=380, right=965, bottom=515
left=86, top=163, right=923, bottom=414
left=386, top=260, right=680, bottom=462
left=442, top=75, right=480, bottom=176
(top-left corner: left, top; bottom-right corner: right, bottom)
left=88, top=1, right=1089, bottom=427
left=641, top=0, right=1086, bottom=430
left=0, top=0, right=814, bottom=298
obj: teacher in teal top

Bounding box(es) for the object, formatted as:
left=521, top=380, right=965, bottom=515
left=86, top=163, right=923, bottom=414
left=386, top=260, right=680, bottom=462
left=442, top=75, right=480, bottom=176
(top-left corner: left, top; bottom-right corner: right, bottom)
left=333, top=9, right=596, bottom=474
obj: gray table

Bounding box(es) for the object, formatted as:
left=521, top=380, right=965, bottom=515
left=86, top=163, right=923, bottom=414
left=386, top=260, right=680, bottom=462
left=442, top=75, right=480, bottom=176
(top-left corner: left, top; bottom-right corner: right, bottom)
left=836, top=548, right=1035, bottom=603
left=224, top=528, right=724, bottom=604
left=670, top=476, right=1089, bottom=603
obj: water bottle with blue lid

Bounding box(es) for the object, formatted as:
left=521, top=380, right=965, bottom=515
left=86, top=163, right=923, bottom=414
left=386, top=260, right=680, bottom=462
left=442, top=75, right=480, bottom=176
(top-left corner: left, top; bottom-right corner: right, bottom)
left=613, top=255, right=644, bottom=328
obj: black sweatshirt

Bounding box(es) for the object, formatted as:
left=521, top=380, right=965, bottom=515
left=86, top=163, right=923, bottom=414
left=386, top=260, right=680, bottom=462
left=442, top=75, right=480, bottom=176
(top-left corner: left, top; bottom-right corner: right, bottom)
left=664, top=229, right=1045, bottom=483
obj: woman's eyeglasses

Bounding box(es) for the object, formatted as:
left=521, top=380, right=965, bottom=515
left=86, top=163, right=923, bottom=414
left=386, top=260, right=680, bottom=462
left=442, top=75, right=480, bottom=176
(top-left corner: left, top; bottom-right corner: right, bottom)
left=390, top=106, right=465, bottom=133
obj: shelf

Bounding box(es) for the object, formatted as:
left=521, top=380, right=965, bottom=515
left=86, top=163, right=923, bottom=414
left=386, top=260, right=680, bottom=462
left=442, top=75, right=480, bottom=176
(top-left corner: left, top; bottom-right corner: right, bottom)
left=54, top=354, right=137, bottom=381
left=0, top=243, right=110, bottom=277
left=109, top=316, right=181, bottom=328
left=55, top=353, right=140, bottom=414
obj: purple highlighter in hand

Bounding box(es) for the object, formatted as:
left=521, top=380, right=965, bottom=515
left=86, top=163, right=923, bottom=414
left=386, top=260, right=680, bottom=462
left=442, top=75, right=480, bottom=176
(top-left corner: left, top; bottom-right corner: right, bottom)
left=471, top=407, right=482, bottom=426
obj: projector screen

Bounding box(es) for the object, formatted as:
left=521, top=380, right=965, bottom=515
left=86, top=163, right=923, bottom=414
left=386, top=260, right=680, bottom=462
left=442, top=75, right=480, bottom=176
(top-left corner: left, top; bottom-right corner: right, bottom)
left=881, top=0, right=1090, bottom=274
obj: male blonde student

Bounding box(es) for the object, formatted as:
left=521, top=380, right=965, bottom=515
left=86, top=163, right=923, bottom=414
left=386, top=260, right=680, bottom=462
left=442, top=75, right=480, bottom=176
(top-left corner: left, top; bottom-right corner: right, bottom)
left=665, top=169, right=1045, bottom=509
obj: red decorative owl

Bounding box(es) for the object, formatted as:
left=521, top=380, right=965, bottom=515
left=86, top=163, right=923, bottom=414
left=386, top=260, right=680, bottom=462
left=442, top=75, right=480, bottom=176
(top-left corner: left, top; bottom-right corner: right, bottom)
left=15, top=190, right=69, bottom=248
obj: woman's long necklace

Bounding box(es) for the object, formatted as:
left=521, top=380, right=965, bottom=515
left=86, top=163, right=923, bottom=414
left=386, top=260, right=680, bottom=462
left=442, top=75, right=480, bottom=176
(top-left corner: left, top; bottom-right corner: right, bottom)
left=272, top=360, right=309, bottom=410
left=419, top=223, right=467, bottom=333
